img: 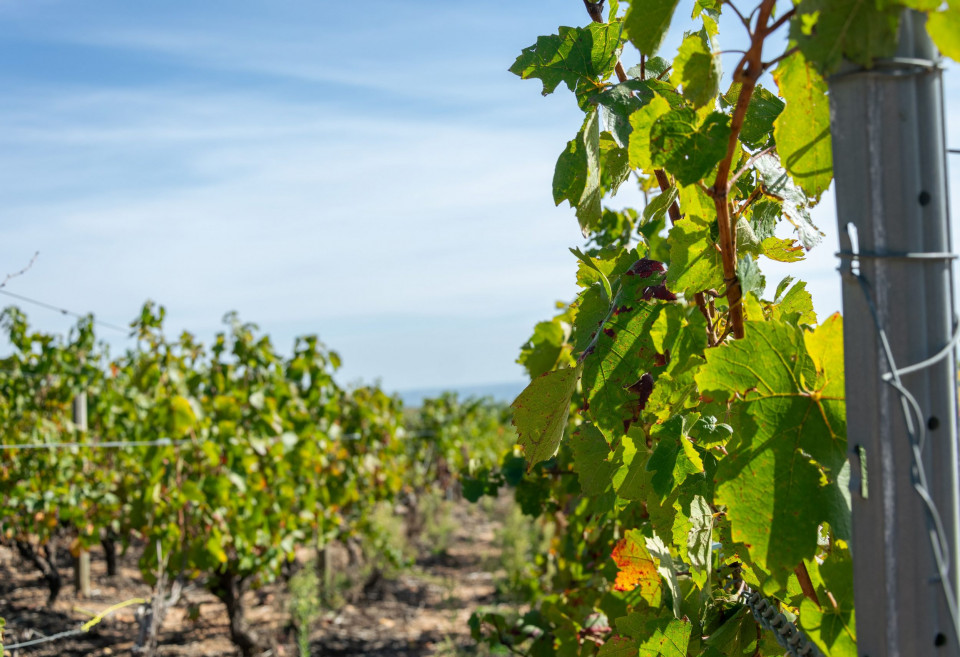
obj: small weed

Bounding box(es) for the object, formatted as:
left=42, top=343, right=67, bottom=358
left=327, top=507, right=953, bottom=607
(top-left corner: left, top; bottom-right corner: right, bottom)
left=420, top=490, right=458, bottom=555
left=493, top=502, right=554, bottom=602
left=288, top=567, right=321, bottom=657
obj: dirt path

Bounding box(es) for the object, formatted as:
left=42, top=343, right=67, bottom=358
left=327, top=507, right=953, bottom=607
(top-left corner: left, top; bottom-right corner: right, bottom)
left=0, top=498, right=506, bottom=656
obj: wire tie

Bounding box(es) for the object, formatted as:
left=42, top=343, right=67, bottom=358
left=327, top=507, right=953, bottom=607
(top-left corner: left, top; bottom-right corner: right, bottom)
left=836, top=250, right=958, bottom=261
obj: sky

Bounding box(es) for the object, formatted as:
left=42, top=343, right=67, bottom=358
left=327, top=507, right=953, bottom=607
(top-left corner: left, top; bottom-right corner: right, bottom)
left=0, top=1, right=956, bottom=394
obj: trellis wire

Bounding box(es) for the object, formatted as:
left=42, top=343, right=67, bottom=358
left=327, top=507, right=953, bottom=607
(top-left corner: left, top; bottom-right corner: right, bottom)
left=3, top=597, right=147, bottom=651
left=839, top=247, right=960, bottom=643
left=0, top=437, right=192, bottom=451
left=0, top=288, right=129, bottom=334
left=0, top=429, right=436, bottom=451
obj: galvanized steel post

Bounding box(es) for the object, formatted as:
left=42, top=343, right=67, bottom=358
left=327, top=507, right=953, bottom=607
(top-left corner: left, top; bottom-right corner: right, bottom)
left=829, top=10, right=960, bottom=657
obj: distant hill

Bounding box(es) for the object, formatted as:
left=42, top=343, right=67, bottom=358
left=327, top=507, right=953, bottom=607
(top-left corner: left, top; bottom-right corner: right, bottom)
left=396, top=381, right=527, bottom=408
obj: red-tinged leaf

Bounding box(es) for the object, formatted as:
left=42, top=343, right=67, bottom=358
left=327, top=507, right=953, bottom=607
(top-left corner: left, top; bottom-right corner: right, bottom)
left=611, top=529, right=662, bottom=605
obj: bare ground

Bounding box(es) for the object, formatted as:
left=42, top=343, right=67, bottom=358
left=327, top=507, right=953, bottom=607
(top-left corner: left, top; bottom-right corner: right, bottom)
left=0, top=498, right=507, bottom=656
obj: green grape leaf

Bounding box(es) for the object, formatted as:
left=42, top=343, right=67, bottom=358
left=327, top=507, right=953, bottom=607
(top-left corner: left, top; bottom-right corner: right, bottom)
left=927, top=6, right=960, bottom=61
left=651, top=110, right=731, bottom=186
left=800, top=598, right=857, bottom=657
left=696, top=318, right=847, bottom=583
left=642, top=186, right=678, bottom=225
left=594, top=79, right=655, bottom=147
left=773, top=51, right=833, bottom=201
left=671, top=32, right=721, bottom=109
left=512, top=364, right=583, bottom=469
left=632, top=615, right=692, bottom=657
left=704, top=607, right=762, bottom=656
left=792, top=0, right=901, bottom=72
left=628, top=93, right=673, bottom=171
left=518, top=319, right=570, bottom=379
left=774, top=275, right=795, bottom=301
left=582, top=261, right=681, bottom=440
left=647, top=415, right=704, bottom=499
left=624, top=0, right=682, bottom=56
left=688, top=414, right=733, bottom=445
left=666, top=214, right=724, bottom=296
left=754, top=153, right=823, bottom=249
left=736, top=256, right=765, bottom=298
left=554, top=111, right=602, bottom=235
left=628, top=55, right=670, bottom=79
left=749, top=198, right=780, bottom=240
left=571, top=247, right=613, bottom=300
left=644, top=307, right=709, bottom=422
left=572, top=284, right=611, bottom=354
left=687, top=494, right=713, bottom=578
left=170, top=395, right=197, bottom=438
left=571, top=423, right=616, bottom=496
left=608, top=0, right=621, bottom=21
left=773, top=280, right=817, bottom=325
left=739, top=85, right=784, bottom=150
left=509, top=22, right=623, bottom=96
left=599, top=131, right=632, bottom=196
left=761, top=236, right=805, bottom=262
left=614, top=428, right=656, bottom=500
left=597, top=636, right=638, bottom=657
left=693, top=0, right=722, bottom=19
left=679, top=180, right=715, bottom=220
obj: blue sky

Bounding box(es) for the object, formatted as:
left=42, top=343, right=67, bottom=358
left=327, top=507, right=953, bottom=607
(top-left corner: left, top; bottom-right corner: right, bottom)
left=0, top=1, right=957, bottom=393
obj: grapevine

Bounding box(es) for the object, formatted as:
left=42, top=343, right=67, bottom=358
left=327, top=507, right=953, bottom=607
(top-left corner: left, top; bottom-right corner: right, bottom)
left=467, top=2, right=960, bottom=656
left=0, top=303, right=517, bottom=656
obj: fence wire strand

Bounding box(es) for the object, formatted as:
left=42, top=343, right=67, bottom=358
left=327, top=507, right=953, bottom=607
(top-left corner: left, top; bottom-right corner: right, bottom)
left=3, top=597, right=146, bottom=651
left=0, top=429, right=435, bottom=451
left=841, top=250, right=960, bottom=643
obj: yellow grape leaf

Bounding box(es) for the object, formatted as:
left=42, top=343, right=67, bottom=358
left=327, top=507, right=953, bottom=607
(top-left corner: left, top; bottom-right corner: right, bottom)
left=611, top=529, right=662, bottom=606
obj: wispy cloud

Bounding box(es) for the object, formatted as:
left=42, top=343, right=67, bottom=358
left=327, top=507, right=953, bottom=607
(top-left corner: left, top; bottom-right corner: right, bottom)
left=0, top=0, right=957, bottom=391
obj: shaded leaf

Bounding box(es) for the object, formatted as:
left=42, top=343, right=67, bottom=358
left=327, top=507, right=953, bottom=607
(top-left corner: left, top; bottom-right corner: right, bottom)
left=628, top=93, right=673, bottom=171
left=554, top=111, right=602, bottom=235
left=597, top=636, right=638, bottom=657
left=512, top=365, right=583, bottom=469
left=651, top=110, right=731, bottom=186
left=792, top=0, right=901, bottom=72
left=571, top=423, right=616, bottom=495
left=736, top=256, right=765, bottom=298
left=594, top=79, right=655, bottom=147
left=739, top=85, right=784, bottom=150
left=647, top=415, right=704, bottom=499
left=672, top=31, right=721, bottom=109
left=624, top=0, right=682, bottom=56
left=509, top=23, right=623, bottom=96
left=666, top=214, right=724, bottom=296
left=642, top=186, right=679, bottom=225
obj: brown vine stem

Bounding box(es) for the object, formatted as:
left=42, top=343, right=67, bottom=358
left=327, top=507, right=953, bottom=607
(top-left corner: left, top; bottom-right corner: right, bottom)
left=711, top=0, right=778, bottom=340
left=582, top=1, right=715, bottom=333
left=795, top=562, right=822, bottom=609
